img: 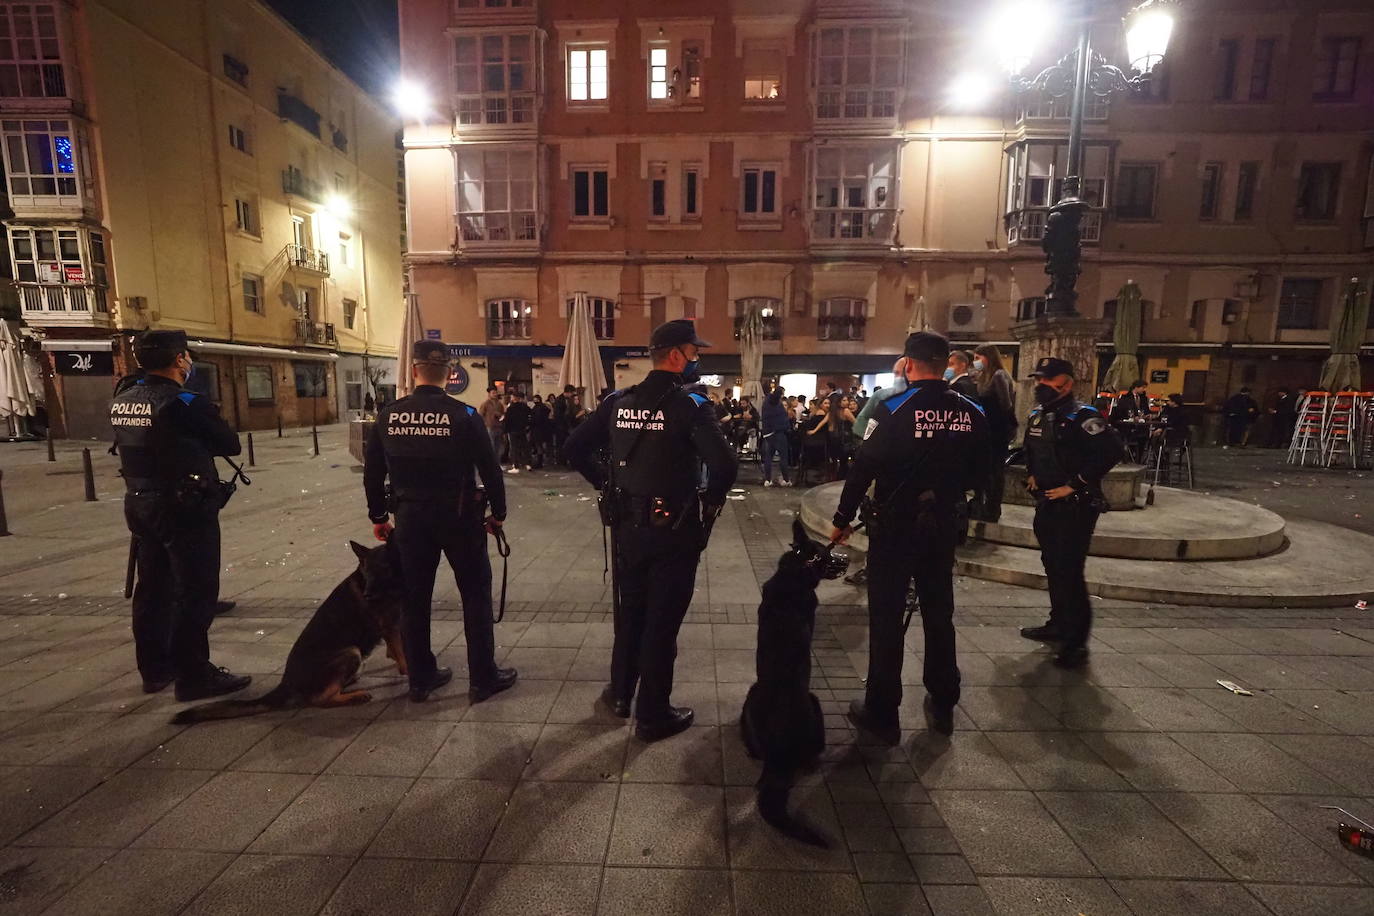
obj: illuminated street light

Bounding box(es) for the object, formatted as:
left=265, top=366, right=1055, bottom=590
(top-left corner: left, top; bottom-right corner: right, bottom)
left=325, top=193, right=352, bottom=220
left=948, top=71, right=997, bottom=108
left=1125, top=0, right=1175, bottom=75
left=990, top=0, right=1055, bottom=76
left=391, top=79, right=431, bottom=120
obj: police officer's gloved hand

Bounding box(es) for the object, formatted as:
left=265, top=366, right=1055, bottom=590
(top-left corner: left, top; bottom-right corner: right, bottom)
left=373, top=521, right=394, bottom=542
left=484, top=516, right=504, bottom=535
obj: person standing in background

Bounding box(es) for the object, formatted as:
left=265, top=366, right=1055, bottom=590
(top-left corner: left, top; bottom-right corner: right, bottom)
left=971, top=344, right=1016, bottom=523
left=479, top=386, right=505, bottom=462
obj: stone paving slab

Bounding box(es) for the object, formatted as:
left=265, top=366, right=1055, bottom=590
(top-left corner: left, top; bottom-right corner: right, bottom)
left=0, top=425, right=1372, bottom=914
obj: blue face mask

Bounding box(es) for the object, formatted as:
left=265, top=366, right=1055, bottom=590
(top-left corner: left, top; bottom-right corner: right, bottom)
left=973, top=359, right=986, bottom=372
left=678, top=348, right=700, bottom=383
left=183, top=357, right=196, bottom=384
left=942, top=367, right=956, bottom=381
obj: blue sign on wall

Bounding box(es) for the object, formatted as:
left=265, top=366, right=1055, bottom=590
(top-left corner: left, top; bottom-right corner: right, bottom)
left=446, top=362, right=470, bottom=395
left=425, top=329, right=442, bottom=339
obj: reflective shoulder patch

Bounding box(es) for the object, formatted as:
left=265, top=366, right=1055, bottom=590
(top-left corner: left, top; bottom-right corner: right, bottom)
left=688, top=392, right=708, bottom=407
left=464, top=404, right=477, bottom=416
left=862, top=418, right=879, bottom=440
left=1082, top=416, right=1108, bottom=435
left=883, top=388, right=918, bottom=412
left=177, top=392, right=197, bottom=405
left=952, top=392, right=986, bottom=415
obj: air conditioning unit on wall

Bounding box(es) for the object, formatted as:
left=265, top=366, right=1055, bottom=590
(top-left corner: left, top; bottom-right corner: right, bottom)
left=947, top=301, right=987, bottom=334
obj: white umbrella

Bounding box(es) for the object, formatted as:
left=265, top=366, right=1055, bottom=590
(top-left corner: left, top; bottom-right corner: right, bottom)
left=396, top=293, right=425, bottom=397
left=0, top=320, right=36, bottom=437
left=739, top=300, right=765, bottom=403
left=560, top=292, right=607, bottom=395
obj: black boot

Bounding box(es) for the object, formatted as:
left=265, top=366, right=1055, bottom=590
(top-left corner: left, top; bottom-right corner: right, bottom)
left=923, top=696, right=954, bottom=736
left=409, top=667, right=454, bottom=702
left=470, top=667, right=518, bottom=703
left=1019, top=623, right=1063, bottom=643
left=847, top=699, right=900, bottom=746
left=635, top=706, right=694, bottom=742
left=175, top=665, right=252, bottom=702
left=213, top=600, right=237, bottom=616
left=599, top=684, right=630, bottom=718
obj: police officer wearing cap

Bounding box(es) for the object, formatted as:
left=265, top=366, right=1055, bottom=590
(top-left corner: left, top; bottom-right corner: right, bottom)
left=565, top=319, right=738, bottom=741
left=364, top=340, right=517, bottom=702
left=831, top=331, right=989, bottom=742
left=1019, top=356, right=1125, bottom=668
left=110, top=329, right=251, bottom=701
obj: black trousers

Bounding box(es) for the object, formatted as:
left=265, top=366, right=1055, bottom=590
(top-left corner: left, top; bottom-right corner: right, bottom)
left=124, top=494, right=220, bottom=683
left=1032, top=499, right=1101, bottom=649
left=611, top=522, right=702, bottom=721
left=393, top=501, right=498, bottom=687
left=973, top=436, right=1010, bottom=522
left=508, top=430, right=532, bottom=468
left=864, top=512, right=960, bottom=718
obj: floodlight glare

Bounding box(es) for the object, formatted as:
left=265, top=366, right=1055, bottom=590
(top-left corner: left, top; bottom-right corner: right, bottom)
left=391, top=79, right=431, bottom=120
left=948, top=71, right=996, bottom=108
left=1125, top=1, right=1175, bottom=75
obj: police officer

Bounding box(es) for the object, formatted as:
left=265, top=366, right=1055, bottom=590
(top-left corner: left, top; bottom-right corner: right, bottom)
left=1019, top=357, right=1125, bottom=668
left=110, top=330, right=251, bottom=701
left=363, top=340, right=517, bottom=702
left=831, top=332, right=988, bottom=741
left=565, top=320, right=737, bottom=741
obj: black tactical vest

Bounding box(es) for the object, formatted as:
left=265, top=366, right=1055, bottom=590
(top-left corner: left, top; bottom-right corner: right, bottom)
left=378, top=388, right=481, bottom=494
left=110, top=378, right=216, bottom=489
left=608, top=375, right=701, bottom=503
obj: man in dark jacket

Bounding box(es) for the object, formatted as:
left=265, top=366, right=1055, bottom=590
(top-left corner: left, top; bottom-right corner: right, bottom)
left=1222, top=387, right=1259, bottom=447
left=504, top=391, right=533, bottom=471
left=759, top=387, right=792, bottom=486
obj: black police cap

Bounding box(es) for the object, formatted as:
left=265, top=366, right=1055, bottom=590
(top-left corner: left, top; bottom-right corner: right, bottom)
left=135, top=329, right=189, bottom=353
left=412, top=340, right=451, bottom=365
left=1030, top=356, right=1075, bottom=379
left=649, top=319, right=711, bottom=350
left=902, top=331, right=950, bottom=362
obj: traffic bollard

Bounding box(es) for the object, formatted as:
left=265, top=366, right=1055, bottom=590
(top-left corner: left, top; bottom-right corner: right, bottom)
left=46, top=433, right=55, bottom=462
left=0, top=469, right=10, bottom=536
left=247, top=432, right=256, bottom=467
left=82, top=448, right=97, bottom=502
left=312, top=425, right=320, bottom=457
left=277, top=415, right=283, bottom=438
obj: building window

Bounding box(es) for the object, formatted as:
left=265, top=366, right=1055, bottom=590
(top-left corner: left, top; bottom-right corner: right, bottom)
left=1115, top=163, right=1158, bottom=220
left=2, top=118, right=76, bottom=199
left=1277, top=278, right=1322, bottom=330
left=1234, top=161, right=1259, bottom=221
left=649, top=45, right=669, bottom=100
left=453, top=32, right=535, bottom=126
left=1017, top=95, right=1108, bottom=121
left=1312, top=37, right=1359, bottom=100
left=228, top=124, right=249, bottom=154
left=649, top=161, right=667, bottom=219
left=337, top=232, right=350, bottom=266
left=243, top=273, right=263, bottom=313
left=455, top=146, right=538, bottom=242
left=293, top=362, right=327, bottom=398
left=222, top=53, right=248, bottom=87
left=1249, top=38, right=1276, bottom=100
left=234, top=197, right=256, bottom=234
left=10, top=226, right=79, bottom=283
left=1296, top=162, right=1341, bottom=221
left=0, top=4, right=65, bottom=98
left=1199, top=162, right=1223, bottom=220
left=1006, top=142, right=1108, bottom=243
left=487, top=298, right=531, bottom=339
left=587, top=296, right=615, bottom=339
left=813, top=26, right=901, bottom=120
left=732, top=298, right=783, bottom=340
left=742, top=38, right=784, bottom=100
left=571, top=165, right=609, bottom=219
left=818, top=298, right=866, bottom=340
left=567, top=46, right=608, bottom=103
left=740, top=164, right=778, bottom=218
left=812, top=145, right=896, bottom=242
left=1213, top=39, right=1239, bottom=101
left=342, top=298, right=357, bottom=330
left=683, top=163, right=701, bottom=220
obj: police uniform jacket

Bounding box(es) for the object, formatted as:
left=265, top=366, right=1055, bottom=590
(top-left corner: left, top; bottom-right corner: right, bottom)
left=833, top=379, right=989, bottom=528
left=110, top=374, right=241, bottom=491
left=566, top=369, right=738, bottom=509
left=364, top=384, right=506, bottom=523
left=1024, top=397, right=1124, bottom=496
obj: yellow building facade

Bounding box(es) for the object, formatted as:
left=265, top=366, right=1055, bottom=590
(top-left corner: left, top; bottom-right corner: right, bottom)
left=3, top=0, right=404, bottom=437
left=397, top=0, right=1373, bottom=427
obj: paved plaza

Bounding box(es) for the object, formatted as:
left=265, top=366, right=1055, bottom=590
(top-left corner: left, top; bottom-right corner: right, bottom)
left=0, top=427, right=1372, bottom=915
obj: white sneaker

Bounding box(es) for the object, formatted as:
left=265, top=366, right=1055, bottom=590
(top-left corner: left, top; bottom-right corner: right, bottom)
left=763, top=480, right=773, bottom=487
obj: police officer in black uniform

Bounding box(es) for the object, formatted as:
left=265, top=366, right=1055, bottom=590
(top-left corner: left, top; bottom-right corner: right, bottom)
left=565, top=319, right=738, bottom=741
left=831, top=331, right=989, bottom=742
left=1019, top=357, right=1125, bottom=668
left=364, top=340, right=517, bottom=702
left=110, top=330, right=251, bottom=701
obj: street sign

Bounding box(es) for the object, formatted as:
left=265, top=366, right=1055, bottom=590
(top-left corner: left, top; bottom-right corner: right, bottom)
left=425, top=329, right=442, bottom=339
left=1150, top=369, right=1169, bottom=383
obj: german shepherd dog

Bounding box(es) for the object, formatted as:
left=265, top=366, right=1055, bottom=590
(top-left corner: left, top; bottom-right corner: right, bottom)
left=172, top=541, right=406, bottom=724
left=741, top=519, right=850, bottom=847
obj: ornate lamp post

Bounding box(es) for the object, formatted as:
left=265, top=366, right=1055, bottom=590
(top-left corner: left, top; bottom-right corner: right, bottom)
left=1000, top=0, right=1177, bottom=316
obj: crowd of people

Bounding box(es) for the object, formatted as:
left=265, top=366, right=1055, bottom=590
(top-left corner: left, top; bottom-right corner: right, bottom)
left=477, top=383, right=593, bottom=472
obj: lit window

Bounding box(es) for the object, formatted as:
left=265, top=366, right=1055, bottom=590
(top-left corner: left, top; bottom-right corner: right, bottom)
left=454, top=31, right=536, bottom=126
left=742, top=38, right=784, bottom=100
left=0, top=4, right=66, bottom=98
left=2, top=118, right=77, bottom=199
left=732, top=298, right=782, bottom=339
left=649, top=46, right=668, bottom=100
left=455, top=146, right=538, bottom=243
left=741, top=164, right=778, bottom=218
left=812, top=145, right=896, bottom=242
left=568, top=46, right=608, bottom=103
left=10, top=227, right=105, bottom=313
left=487, top=298, right=532, bottom=339
left=571, top=165, right=609, bottom=218
left=812, top=26, right=900, bottom=120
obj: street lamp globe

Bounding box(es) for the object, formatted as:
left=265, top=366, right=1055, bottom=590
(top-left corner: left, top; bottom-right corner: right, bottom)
left=989, top=0, right=1054, bottom=75
left=1124, top=0, right=1176, bottom=75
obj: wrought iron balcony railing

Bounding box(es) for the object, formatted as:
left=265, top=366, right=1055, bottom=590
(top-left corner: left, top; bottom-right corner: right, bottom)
left=294, top=318, right=336, bottom=347
left=811, top=208, right=898, bottom=244
left=285, top=243, right=330, bottom=275
left=1005, top=208, right=1103, bottom=245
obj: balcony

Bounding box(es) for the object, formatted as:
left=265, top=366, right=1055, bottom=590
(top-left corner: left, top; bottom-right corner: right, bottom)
left=294, top=318, right=336, bottom=347
left=817, top=315, right=866, bottom=341
left=811, top=208, right=898, bottom=246
left=222, top=54, right=249, bottom=87
left=457, top=211, right=539, bottom=246
left=331, top=128, right=348, bottom=153
left=282, top=167, right=324, bottom=203
left=1005, top=208, right=1103, bottom=246
left=18, top=282, right=111, bottom=326
left=285, top=243, right=330, bottom=275
left=277, top=91, right=321, bottom=137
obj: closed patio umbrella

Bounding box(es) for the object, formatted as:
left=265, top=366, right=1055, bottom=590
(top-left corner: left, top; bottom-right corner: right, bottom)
left=1319, top=278, right=1369, bottom=393
left=739, top=300, right=765, bottom=404
left=906, top=294, right=931, bottom=334
left=0, top=319, right=36, bottom=439
left=560, top=292, right=607, bottom=396
left=396, top=293, right=425, bottom=397
left=1101, top=281, right=1143, bottom=394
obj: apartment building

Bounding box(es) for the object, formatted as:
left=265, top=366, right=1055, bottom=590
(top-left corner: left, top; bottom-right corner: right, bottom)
left=2, top=0, right=404, bottom=438
left=398, top=0, right=1373, bottom=407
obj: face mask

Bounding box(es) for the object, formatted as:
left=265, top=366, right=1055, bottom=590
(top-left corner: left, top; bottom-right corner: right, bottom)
left=678, top=348, right=700, bottom=383
left=1034, top=383, right=1063, bottom=406
left=942, top=368, right=956, bottom=381
left=973, top=359, right=986, bottom=372
left=182, top=356, right=195, bottom=385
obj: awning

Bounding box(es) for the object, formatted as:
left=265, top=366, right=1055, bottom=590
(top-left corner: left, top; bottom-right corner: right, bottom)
left=40, top=339, right=111, bottom=352
left=186, top=340, right=339, bottom=362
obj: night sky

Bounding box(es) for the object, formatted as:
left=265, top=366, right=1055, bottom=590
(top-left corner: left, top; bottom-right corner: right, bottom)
left=264, top=0, right=399, bottom=97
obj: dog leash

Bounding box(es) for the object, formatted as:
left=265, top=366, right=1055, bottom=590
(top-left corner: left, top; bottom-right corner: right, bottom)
left=830, top=521, right=921, bottom=633
left=491, top=526, right=510, bottom=623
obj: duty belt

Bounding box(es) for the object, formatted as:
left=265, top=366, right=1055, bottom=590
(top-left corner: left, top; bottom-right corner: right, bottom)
left=615, top=492, right=699, bottom=529
left=393, top=487, right=483, bottom=511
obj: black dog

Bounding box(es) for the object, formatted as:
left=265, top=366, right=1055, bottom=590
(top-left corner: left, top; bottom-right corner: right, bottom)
left=172, top=541, right=405, bottom=724
left=741, top=518, right=849, bottom=847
